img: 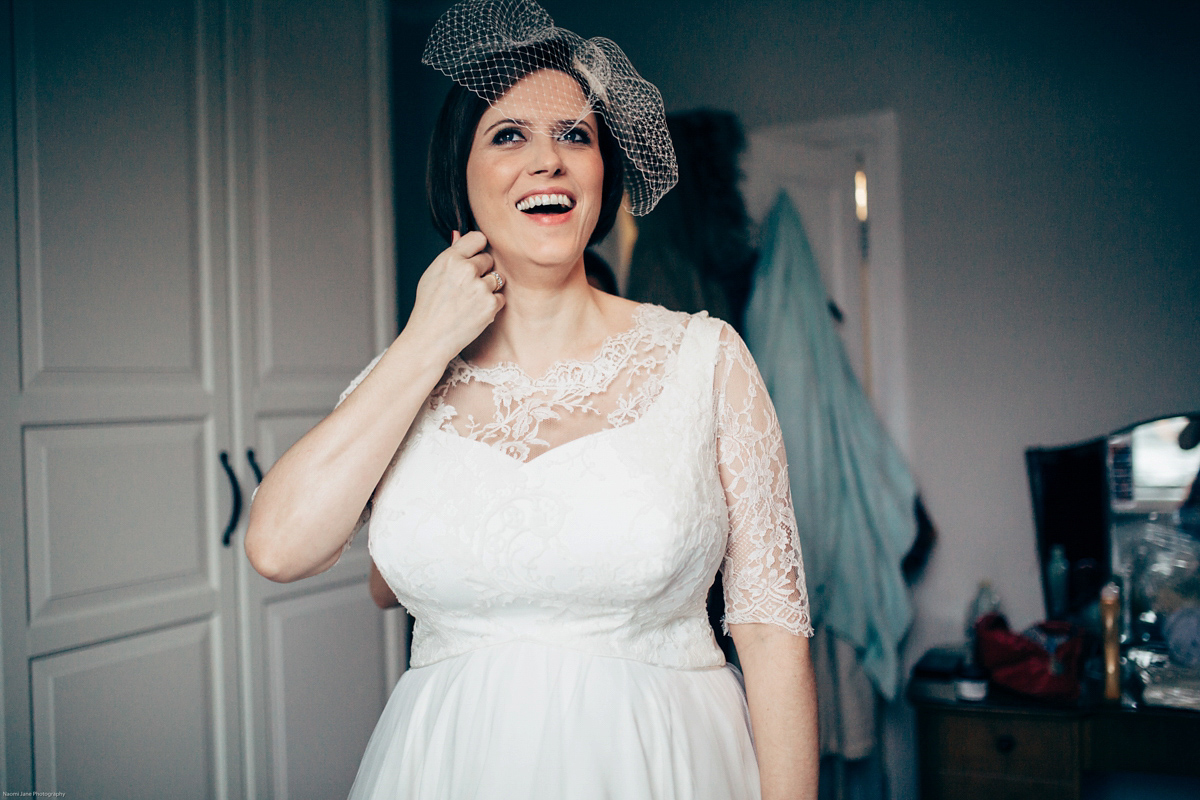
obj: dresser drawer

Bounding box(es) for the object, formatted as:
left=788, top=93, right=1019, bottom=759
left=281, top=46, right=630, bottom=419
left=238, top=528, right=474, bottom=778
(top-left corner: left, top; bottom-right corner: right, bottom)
left=911, top=676, right=1200, bottom=800
left=925, top=773, right=1079, bottom=800
left=918, top=707, right=1080, bottom=781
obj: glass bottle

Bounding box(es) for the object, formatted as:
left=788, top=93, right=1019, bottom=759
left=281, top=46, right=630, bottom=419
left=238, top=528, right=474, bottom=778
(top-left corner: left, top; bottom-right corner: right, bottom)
left=1046, top=545, right=1070, bottom=619
left=964, top=581, right=1001, bottom=665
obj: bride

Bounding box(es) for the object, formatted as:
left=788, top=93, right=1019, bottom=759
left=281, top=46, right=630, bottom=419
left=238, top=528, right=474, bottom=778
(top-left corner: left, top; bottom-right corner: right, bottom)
left=245, top=1, right=817, bottom=797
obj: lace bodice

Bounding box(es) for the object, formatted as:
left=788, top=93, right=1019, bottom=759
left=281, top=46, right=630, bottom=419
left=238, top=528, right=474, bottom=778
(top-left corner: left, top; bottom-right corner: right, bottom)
left=342, top=305, right=811, bottom=668
left=430, top=303, right=689, bottom=462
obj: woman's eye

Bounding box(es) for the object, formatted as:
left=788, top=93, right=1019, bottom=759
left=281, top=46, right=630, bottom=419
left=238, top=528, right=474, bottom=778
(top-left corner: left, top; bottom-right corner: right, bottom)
left=491, top=127, right=526, bottom=145
left=559, top=127, right=592, bottom=145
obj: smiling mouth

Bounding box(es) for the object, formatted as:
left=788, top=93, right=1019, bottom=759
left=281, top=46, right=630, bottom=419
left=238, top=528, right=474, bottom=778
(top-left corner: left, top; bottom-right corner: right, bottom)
left=516, top=193, right=576, bottom=215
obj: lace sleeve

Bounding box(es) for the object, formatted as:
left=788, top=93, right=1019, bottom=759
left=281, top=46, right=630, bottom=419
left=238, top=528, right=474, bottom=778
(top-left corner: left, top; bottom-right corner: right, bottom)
left=715, top=324, right=813, bottom=637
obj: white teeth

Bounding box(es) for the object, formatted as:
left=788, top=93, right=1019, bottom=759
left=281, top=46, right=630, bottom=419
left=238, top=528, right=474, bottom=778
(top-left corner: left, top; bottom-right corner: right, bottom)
left=516, top=193, right=575, bottom=212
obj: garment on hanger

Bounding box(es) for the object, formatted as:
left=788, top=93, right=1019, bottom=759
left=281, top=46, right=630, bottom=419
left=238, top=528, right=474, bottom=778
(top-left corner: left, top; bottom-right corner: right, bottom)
left=745, top=192, right=916, bottom=699
left=625, top=110, right=756, bottom=332
left=813, top=625, right=885, bottom=800
left=812, top=623, right=875, bottom=759
left=625, top=209, right=735, bottom=322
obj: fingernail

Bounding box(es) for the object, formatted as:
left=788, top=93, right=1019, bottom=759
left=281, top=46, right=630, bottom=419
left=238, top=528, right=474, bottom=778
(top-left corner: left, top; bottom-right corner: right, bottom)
left=452, top=230, right=460, bottom=243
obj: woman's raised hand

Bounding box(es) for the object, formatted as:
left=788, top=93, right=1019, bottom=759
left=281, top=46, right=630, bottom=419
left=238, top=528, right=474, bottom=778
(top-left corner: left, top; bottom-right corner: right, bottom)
left=245, top=229, right=505, bottom=583
left=404, top=230, right=505, bottom=365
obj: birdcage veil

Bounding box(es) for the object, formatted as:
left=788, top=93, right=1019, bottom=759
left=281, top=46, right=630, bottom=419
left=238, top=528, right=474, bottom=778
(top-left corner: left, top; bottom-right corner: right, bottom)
left=422, top=0, right=677, bottom=215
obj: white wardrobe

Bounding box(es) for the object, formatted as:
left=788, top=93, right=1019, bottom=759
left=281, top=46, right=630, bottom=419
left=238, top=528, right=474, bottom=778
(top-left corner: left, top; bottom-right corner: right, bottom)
left=0, top=1, right=401, bottom=797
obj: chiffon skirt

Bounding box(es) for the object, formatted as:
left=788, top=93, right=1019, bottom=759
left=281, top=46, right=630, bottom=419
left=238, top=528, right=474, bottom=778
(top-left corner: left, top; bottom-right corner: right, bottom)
left=347, top=641, right=761, bottom=799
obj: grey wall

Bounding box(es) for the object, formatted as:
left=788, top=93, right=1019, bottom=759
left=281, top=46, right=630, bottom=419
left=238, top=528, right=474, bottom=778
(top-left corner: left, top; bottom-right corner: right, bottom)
left=392, top=0, right=1199, bottom=796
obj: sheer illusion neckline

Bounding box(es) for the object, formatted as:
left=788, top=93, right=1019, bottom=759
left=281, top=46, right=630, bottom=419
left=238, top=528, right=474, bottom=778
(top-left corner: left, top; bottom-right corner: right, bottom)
left=449, top=303, right=654, bottom=385
left=428, top=305, right=693, bottom=464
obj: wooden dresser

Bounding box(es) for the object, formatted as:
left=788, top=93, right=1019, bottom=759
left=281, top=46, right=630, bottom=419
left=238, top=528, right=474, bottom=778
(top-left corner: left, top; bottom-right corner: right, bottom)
left=910, top=679, right=1200, bottom=800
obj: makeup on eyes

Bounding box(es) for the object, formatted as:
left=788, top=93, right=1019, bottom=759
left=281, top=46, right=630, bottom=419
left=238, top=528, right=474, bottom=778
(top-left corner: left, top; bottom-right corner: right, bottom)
left=483, top=118, right=596, bottom=147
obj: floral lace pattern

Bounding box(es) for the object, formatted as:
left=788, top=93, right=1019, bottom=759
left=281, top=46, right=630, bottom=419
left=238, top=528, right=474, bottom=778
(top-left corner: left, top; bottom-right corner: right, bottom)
left=431, top=305, right=688, bottom=462
left=714, top=329, right=812, bottom=635
left=342, top=305, right=811, bottom=670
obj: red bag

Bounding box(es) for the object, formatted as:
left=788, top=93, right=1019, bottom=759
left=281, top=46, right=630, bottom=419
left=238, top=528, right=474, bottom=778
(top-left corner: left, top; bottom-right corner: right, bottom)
left=975, top=612, right=1085, bottom=700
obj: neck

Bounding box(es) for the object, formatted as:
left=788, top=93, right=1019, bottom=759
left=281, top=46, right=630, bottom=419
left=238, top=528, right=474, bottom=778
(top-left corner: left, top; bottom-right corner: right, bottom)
left=469, top=254, right=608, bottom=376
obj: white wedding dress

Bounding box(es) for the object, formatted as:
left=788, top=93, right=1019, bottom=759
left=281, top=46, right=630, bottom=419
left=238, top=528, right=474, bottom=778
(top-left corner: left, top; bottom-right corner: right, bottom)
left=344, top=304, right=811, bottom=799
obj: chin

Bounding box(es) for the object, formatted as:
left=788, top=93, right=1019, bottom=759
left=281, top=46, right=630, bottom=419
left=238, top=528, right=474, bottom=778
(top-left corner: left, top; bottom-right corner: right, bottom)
left=493, top=229, right=591, bottom=270
left=524, top=243, right=586, bottom=270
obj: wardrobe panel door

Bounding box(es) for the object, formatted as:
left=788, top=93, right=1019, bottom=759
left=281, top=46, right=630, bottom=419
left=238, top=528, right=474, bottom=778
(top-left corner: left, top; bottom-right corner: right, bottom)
left=3, top=0, right=242, bottom=794
left=17, top=0, right=207, bottom=391
left=265, top=585, right=387, bottom=800
left=31, top=621, right=220, bottom=800
left=249, top=0, right=384, bottom=390
left=230, top=1, right=399, bottom=797
left=24, top=421, right=210, bottom=644
left=240, top=412, right=399, bottom=800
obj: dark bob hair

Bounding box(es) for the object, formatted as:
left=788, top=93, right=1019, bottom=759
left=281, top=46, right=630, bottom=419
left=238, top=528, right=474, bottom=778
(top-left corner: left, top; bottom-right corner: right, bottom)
left=426, top=59, right=625, bottom=247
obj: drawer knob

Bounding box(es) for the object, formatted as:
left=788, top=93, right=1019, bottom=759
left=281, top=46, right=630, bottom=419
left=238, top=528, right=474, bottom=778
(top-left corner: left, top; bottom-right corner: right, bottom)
left=995, top=734, right=1016, bottom=754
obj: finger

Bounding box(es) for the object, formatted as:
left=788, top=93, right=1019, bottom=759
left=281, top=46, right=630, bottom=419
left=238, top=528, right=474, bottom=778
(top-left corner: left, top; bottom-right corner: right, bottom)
left=486, top=270, right=505, bottom=293
left=467, top=252, right=494, bottom=277
left=452, top=230, right=488, bottom=257
left=451, top=230, right=460, bottom=244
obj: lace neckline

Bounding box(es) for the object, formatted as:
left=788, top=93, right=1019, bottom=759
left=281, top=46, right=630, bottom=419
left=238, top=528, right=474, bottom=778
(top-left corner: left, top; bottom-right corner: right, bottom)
left=429, top=304, right=692, bottom=462
left=449, top=303, right=658, bottom=387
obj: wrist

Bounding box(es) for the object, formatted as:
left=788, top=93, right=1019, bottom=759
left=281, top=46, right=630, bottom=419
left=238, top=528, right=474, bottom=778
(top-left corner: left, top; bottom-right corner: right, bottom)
left=390, top=326, right=457, bottom=382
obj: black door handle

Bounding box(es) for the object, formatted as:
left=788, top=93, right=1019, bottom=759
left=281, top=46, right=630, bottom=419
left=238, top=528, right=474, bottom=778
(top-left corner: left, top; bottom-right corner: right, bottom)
left=219, top=451, right=243, bottom=547
left=247, top=449, right=264, bottom=484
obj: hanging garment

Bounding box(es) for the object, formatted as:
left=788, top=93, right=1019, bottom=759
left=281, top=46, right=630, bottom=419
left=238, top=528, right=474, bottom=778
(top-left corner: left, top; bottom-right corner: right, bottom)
left=626, top=110, right=757, bottom=332
left=812, top=623, right=876, bottom=760
left=626, top=213, right=735, bottom=323
left=744, top=192, right=917, bottom=699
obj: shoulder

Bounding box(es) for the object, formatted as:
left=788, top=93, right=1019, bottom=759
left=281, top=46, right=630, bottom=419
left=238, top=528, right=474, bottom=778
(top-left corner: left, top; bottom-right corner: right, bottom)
left=679, top=311, right=746, bottom=362
left=708, top=322, right=769, bottom=396
left=625, top=301, right=732, bottom=339
left=622, top=304, right=755, bottom=369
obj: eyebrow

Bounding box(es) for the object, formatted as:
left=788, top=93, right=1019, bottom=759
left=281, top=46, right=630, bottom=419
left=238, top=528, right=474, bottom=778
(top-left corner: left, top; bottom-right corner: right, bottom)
left=482, top=118, right=597, bottom=136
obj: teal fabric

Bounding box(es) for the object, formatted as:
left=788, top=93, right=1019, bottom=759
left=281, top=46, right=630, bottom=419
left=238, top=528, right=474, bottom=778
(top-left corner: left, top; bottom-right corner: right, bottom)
left=745, top=192, right=917, bottom=700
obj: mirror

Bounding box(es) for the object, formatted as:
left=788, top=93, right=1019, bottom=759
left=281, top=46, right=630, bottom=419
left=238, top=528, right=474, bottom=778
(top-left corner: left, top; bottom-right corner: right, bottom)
left=1025, top=413, right=1200, bottom=622
left=1105, top=414, right=1200, bottom=645
left=1025, top=436, right=1111, bottom=617
left=1108, top=415, right=1200, bottom=514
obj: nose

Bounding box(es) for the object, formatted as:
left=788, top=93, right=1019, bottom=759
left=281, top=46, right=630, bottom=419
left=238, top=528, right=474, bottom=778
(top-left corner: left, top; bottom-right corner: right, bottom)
left=526, top=132, right=565, bottom=176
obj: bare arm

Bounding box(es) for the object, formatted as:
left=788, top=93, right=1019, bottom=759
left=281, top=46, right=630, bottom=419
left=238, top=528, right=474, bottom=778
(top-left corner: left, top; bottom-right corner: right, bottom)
left=713, top=323, right=818, bottom=799
left=369, top=560, right=401, bottom=609
left=245, top=231, right=502, bottom=582
left=730, top=623, right=818, bottom=800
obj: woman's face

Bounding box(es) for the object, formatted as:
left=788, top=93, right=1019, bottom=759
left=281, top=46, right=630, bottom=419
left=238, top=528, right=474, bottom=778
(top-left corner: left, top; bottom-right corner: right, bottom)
left=466, top=69, right=604, bottom=272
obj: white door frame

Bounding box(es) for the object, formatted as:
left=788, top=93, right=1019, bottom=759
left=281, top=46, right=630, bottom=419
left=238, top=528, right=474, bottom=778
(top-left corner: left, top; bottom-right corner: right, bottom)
left=744, top=110, right=910, bottom=455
